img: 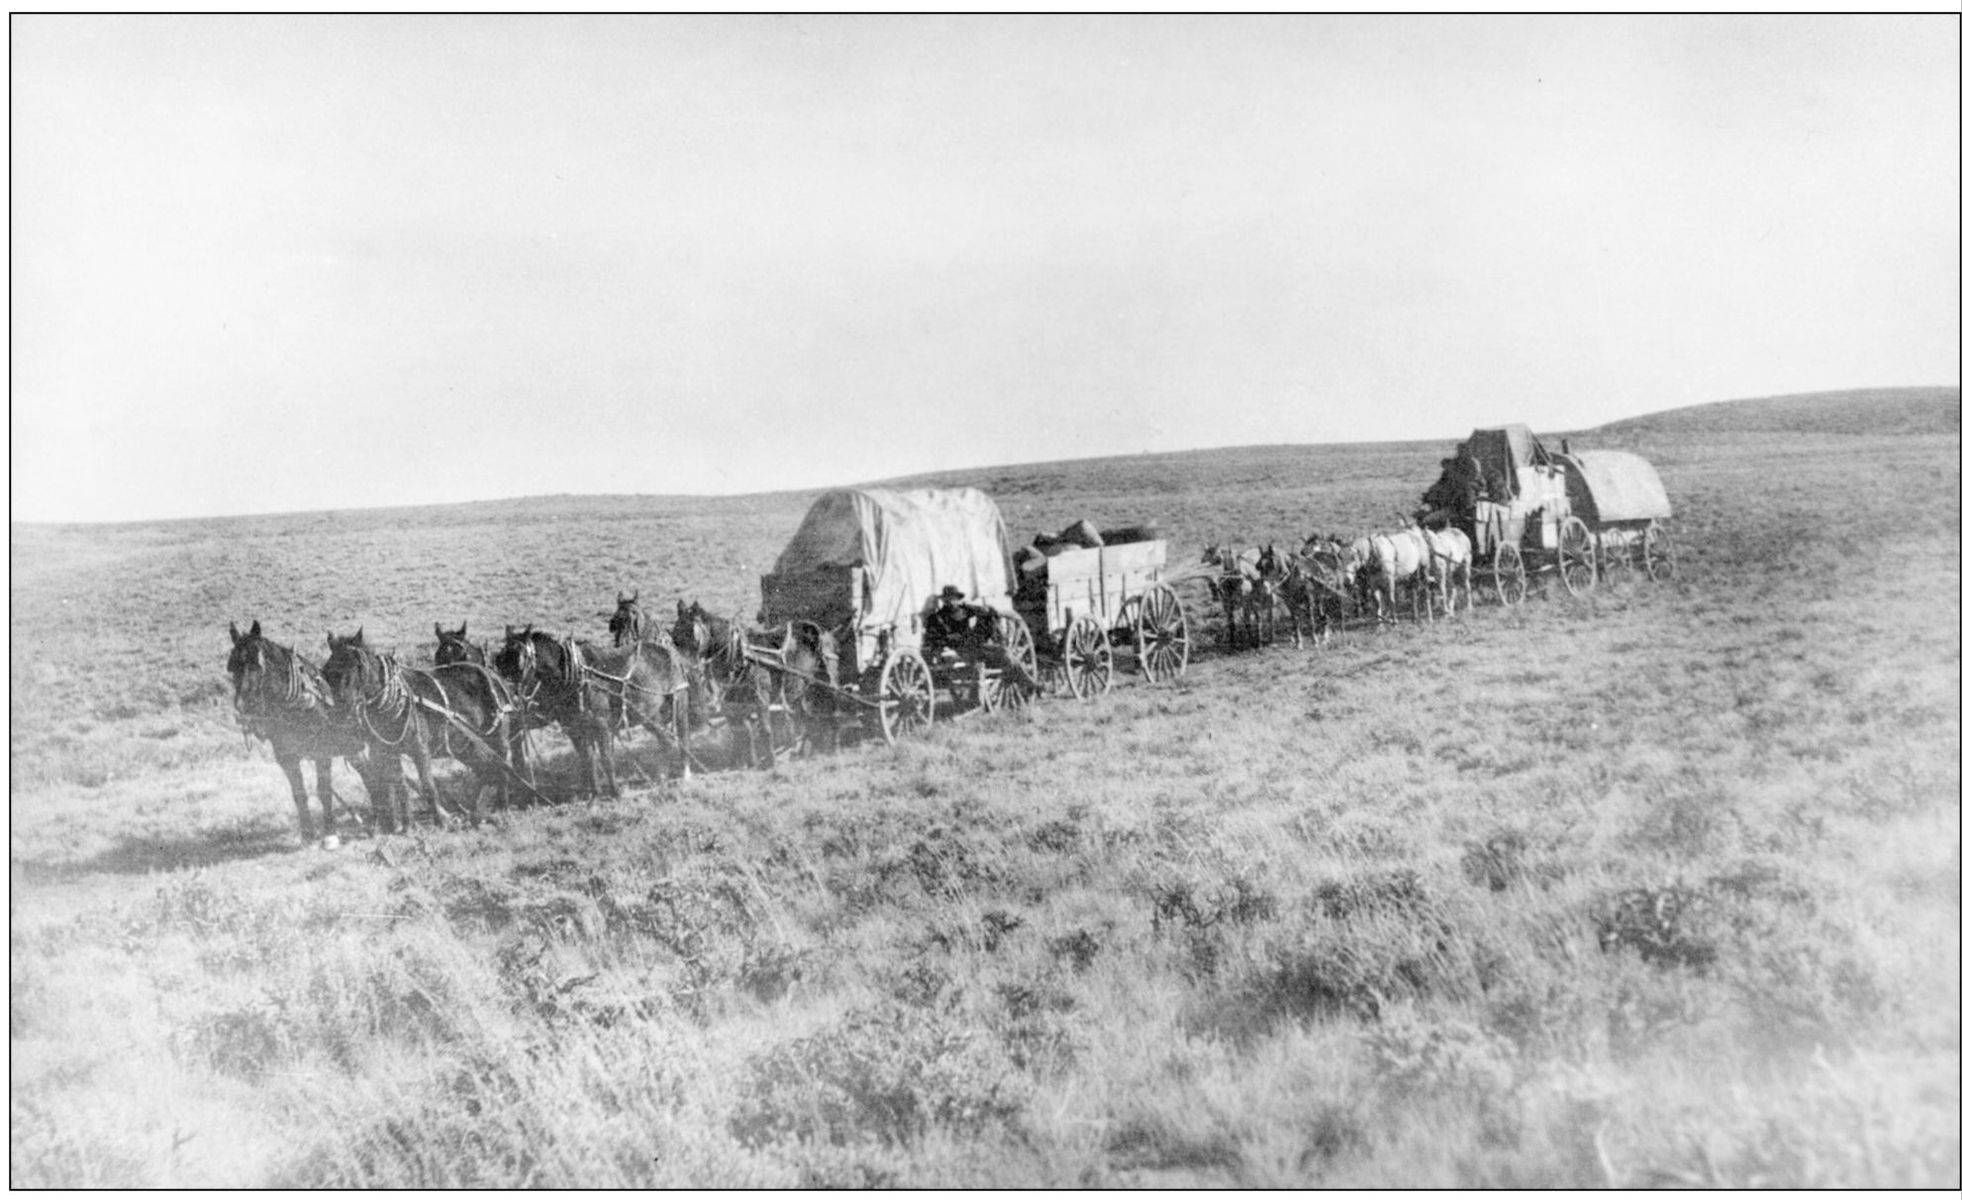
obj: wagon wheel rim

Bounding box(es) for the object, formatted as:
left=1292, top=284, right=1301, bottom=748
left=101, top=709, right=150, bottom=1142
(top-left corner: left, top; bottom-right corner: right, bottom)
left=1115, top=594, right=1146, bottom=675
left=1643, top=523, right=1676, bottom=581
left=877, top=649, right=934, bottom=744
left=974, top=655, right=1001, bottom=714
left=1062, top=618, right=1091, bottom=700
left=1138, top=586, right=1191, bottom=681
left=1086, top=621, right=1114, bottom=696
left=1494, top=543, right=1527, bottom=607
left=993, top=612, right=1038, bottom=711
left=1064, top=617, right=1113, bottom=699
left=1558, top=517, right=1597, bottom=595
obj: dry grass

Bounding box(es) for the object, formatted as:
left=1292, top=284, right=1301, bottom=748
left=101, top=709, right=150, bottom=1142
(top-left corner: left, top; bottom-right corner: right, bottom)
left=10, top=390, right=1958, bottom=1186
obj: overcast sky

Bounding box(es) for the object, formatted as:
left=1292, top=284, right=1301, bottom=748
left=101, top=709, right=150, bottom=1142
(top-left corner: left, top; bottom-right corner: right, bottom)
left=12, top=15, right=1960, bottom=523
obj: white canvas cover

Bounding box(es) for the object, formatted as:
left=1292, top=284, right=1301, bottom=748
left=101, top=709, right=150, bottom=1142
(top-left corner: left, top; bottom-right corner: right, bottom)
left=771, top=488, right=1015, bottom=630
left=1558, top=451, right=1673, bottom=524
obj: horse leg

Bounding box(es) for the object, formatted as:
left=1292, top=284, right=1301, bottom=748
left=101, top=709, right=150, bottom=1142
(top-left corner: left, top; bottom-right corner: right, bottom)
left=509, top=726, right=534, bottom=797
left=314, top=755, right=338, bottom=839
left=407, top=736, right=444, bottom=828
left=671, top=688, right=692, bottom=782
left=275, top=746, right=316, bottom=842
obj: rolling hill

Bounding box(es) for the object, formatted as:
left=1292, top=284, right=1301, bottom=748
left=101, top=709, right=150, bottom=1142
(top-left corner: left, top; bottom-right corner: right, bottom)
left=1593, top=386, right=1959, bottom=438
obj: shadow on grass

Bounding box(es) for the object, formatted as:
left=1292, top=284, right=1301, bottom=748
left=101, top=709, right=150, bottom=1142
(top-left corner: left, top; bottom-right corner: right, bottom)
left=13, top=820, right=305, bottom=883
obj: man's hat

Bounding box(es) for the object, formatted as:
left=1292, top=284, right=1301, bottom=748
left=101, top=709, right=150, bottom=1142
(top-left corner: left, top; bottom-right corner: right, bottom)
left=939, top=586, right=965, bottom=600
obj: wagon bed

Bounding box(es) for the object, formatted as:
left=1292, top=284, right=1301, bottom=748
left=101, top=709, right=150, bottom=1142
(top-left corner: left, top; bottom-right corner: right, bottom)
left=1013, top=536, right=1190, bottom=696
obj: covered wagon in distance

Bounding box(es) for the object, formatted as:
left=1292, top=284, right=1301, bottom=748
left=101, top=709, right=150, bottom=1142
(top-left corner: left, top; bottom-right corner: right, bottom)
left=1419, top=425, right=1675, bottom=603
left=1553, top=448, right=1676, bottom=585
left=758, top=487, right=1039, bottom=743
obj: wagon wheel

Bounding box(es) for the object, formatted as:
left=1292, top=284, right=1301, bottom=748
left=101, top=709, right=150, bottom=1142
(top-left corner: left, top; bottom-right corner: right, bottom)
left=876, top=649, right=935, bottom=744
left=1642, top=522, right=1676, bottom=581
left=1137, top=585, right=1191, bottom=682
left=1062, top=616, right=1113, bottom=699
left=980, top=611, right=1039, bottom=712
left=1557, top=517, right=1597, bottom=595
left=1494, top=542, right=1527, bottom=607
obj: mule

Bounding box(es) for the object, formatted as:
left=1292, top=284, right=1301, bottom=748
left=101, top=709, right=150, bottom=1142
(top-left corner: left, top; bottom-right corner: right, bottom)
left=1420, top=524, right=1475, bottom=616
left=674, top=600, right=843, bottom=764
left=1201, top=543, right=1256, bottom=650
left=1365, top=527, right=1433, bottom=624
left=1274, top=542, right=1346, bottom=648
left=495, top=626, right=693, bottom=796
left=227, top=620, right=387, bottom=844
left=322, top=629, right=522, bottom=830
left=1245, top=544, right=1291, bottom=648
left=605, top=591, right=674, bottom=651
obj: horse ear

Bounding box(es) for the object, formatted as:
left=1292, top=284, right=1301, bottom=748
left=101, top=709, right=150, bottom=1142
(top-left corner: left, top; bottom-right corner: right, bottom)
left=248, top=619, right=261, bottom=638
left=459, top=621, right=467, bottom=638
left=618, top=591, right=626, bottom=605
left=229, top=621, right=241, bottom=645
left=677, top=599, right=688, bottom=618
left=505, top=624, right=515, bottom=640
left=435, top=623, right=443, bottom=640
left=352, top=628, right=365, bottom=646
left=631, top=590, right=638, bottom=603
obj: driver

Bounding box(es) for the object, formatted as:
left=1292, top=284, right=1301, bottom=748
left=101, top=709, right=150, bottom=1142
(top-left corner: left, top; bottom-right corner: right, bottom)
left=924, top=585, right=985, bottom=655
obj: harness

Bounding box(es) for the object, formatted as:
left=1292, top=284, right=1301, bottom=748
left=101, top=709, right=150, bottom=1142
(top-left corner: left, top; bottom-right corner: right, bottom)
left=347, top=651, right=419, bottom=748
left=234, top=641, right=329, bottom=740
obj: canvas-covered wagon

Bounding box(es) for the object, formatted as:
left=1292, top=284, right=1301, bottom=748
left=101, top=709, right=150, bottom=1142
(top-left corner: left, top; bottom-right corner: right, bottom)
left=1419, top=425, right=1675, bottom=603
left=1555, top=449, right=1676, bottom=586
left=1419, top=424, right=1599, bottom=605
left=757, top=487, right=1038, bottom=743
left=1011, top=522, right=1191, bottom=696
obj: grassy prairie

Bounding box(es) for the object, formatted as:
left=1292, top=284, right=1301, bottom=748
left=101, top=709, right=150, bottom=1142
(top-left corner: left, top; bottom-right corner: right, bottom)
left=10, top=390, right=1959, bottom=1186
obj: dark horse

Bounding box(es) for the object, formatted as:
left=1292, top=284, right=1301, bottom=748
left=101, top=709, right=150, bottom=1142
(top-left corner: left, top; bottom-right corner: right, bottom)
left=227, top=620, right=389, bottom=844
left=494, top=625, right=692, bottom=797
left=433, top=621, right=486, bottom=666
left=669, top=599, right=840, bottom=766
left=603, top=591, right=673, bottom=651
left=322, top=629, right=524, bottom=830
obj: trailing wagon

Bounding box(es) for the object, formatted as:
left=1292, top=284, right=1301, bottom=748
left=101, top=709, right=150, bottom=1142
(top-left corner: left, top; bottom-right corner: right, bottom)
left=1419, top=425, right=1674, bottom=604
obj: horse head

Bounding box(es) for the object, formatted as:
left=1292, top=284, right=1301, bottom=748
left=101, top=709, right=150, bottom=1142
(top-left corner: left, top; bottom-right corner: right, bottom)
left=493, top=624, right=535, bottom=682
left=607, top=592, right=645, bottom=647
left=226, top=619, right=271, bottom=699
left=320, top=628, right=376, bottom=705
left=434, top=622, right=482, bottom=666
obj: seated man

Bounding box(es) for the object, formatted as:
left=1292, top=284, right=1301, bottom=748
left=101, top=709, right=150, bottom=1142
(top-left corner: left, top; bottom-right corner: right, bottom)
left=924, top=586, right=988, bottom=657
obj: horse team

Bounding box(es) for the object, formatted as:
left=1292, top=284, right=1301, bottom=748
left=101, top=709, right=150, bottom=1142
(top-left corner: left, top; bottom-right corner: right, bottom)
left=228, top=521, right=1478, bottom=847
left=226, top=595, right=831, bottom=845
left=1203, top=520, right=1475, bottom=650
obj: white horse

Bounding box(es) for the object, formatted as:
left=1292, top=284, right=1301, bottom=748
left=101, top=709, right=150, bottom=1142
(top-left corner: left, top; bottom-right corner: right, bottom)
left=1365, top=527, right=1432, bottom=623
left=1420, top=525, right=1475, bottom=615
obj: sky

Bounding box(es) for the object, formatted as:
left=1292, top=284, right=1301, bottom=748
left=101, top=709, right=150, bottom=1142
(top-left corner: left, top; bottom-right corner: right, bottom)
left=11, top=15, right=1960, bottom=523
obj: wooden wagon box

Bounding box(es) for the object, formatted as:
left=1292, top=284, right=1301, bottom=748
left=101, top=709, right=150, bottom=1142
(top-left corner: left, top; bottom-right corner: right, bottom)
left=1019, top=539, right=1167, bottom=637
